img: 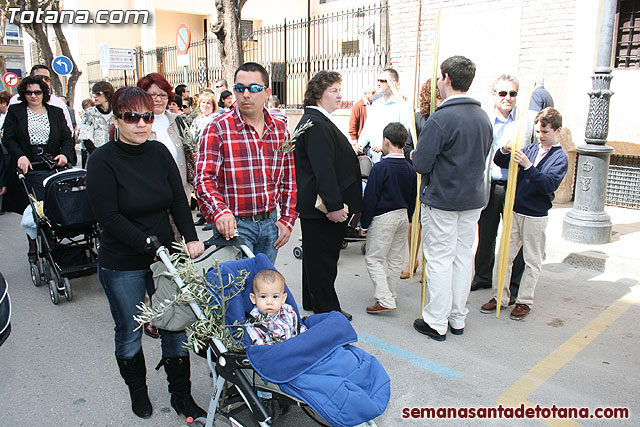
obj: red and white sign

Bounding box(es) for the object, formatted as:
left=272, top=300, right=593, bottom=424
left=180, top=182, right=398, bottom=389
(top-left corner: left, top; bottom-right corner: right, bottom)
left=3, top=72, right=19, bottom=88
left=176, top=23, right=192, bottom=55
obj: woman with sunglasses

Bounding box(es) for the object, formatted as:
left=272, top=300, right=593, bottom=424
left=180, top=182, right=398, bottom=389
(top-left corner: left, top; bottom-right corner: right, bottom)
left=1, top=75, right=74, bottom=262
left=86, top=87, right=206, bottom=422
left=78, top=81, right=114, bottom=167
left=136, top=73, right=192, bottom=200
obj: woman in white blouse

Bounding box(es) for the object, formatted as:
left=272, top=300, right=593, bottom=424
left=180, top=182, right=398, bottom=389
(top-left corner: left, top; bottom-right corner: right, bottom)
left=1, top=75, right=74, bottom=262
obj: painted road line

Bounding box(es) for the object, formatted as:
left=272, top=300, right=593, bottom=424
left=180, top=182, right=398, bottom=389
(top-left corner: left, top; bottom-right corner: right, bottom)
left=359, top=333, right=463, bottom=380
left=497, top=285, right=639, bottom=425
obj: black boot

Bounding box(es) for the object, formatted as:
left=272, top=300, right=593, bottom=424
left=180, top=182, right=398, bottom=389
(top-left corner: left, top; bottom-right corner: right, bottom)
left=116, top=350, right=153, bottom=419
left=158, top=355, right=207, bottom=420
left=27, top=236, right=37, bottom=262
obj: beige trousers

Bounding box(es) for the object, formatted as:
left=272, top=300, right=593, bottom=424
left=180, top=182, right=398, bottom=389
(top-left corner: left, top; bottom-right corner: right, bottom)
left=365, top=209, right=409, bottom=309
left=493, top=212, right=548, bottom=306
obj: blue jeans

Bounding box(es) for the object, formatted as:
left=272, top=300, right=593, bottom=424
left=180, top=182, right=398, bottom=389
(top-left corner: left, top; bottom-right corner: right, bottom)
left=98, top=265, right=188, bottom=359
left=235, top=211, right=279, bottom=264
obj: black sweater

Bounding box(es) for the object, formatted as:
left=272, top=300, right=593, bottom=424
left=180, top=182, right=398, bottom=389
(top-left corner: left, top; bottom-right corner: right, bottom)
left=361, top=156, right=417, bottom=229
left=86, top=139, right=197, bottom=270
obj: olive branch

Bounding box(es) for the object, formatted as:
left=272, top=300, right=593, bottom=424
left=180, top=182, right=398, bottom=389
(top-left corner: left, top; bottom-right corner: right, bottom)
left=276, top=119, right=313, bottom=153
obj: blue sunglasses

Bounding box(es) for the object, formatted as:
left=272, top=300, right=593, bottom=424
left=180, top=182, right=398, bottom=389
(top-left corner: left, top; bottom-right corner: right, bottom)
left=233, top=83, right=266, bottom=94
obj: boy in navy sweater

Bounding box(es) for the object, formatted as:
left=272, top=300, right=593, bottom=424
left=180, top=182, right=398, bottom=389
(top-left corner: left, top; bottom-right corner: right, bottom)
left=361, top=123, right=417, bottom=314
left=481, top=107, right=568, bottom=320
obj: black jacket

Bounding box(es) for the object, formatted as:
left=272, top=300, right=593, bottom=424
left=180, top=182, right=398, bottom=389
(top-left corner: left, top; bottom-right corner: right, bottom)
left=1, top=102, right=75, bottom=213
left=2, top=102, right=75, bottom=165
left=293, top=107, right=362, bottom=219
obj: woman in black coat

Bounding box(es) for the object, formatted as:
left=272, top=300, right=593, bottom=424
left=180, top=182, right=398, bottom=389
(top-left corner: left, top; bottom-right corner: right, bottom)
left=293, top=70, right=362, bottom=320
left=2, top=75, right=74, bottom=260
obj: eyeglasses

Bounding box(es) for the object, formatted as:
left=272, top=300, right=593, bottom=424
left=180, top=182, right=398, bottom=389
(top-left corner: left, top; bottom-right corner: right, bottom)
left=115, top=112, right=155, bottom=124
left=233, top=83, right=266, bottom=94
left=497, top=90, right=518, bottom=98
left=148, top=93, right=168, bottom=99
left=25, top=90, right=43, bottom=96
left=92, top=91, right=105, bottom=96
left=377, top=79, right=388, bottom=83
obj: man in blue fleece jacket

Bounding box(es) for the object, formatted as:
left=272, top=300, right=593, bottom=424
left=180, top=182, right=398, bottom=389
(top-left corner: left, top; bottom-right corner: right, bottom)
left=481, top=107, right=568, bottom=320
left=411, top=56, right=493, bottom=341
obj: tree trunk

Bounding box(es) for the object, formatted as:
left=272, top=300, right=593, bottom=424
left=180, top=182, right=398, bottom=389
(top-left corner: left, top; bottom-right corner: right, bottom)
left=213, top=0, right=246, bottom=86
left=0, top=56, right=7, bottom=90
left=52, top=22, right=81, bottom=104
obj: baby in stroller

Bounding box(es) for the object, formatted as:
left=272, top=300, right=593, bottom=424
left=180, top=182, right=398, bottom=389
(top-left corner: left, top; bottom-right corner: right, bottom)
left=246, top=269, right=307, bottom=346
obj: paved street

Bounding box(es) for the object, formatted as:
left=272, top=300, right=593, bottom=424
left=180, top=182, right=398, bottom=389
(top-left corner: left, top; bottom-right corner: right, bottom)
left=0, top=205, right=638, bottom=427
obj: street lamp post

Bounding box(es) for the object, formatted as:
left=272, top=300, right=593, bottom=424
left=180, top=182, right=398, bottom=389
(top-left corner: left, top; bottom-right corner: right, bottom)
left=563, top=0, right=616, bottom=244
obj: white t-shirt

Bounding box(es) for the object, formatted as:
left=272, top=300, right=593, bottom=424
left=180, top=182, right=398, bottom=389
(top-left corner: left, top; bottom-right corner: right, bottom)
left=152, top=113, right=178, bottom=162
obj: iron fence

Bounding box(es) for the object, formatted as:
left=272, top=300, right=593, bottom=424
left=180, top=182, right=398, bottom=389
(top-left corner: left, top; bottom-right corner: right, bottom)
left=87, top=2, right=389, bottom=107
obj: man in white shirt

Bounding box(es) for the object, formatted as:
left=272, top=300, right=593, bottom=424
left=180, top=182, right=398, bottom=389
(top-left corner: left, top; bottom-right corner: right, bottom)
left=357, top=68, right=412, bottom=163
left=9, top=65, right=74, bottom=134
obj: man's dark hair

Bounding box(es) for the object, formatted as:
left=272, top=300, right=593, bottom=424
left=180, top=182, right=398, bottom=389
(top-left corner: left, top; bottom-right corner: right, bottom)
left=383, top=67, right=399, bottom=82
left=234, top=62, right=269, bottom=87
left=17, top=75, right=51, bottom=103
left=440, top=56, right=476, bottom=92
left=92, top=81, right=115, bottom=102
left=383, top=122, right=409, bottom=149
left=303, top=70, right=341, bottom=107
left=175, top=84, right=187, bottom=97
left=30, top=64, right=50, bottom=75
left=534, top=107, right=562, bottom=130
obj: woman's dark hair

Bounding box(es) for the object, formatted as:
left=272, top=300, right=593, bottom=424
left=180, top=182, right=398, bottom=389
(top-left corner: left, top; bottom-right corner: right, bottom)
left=418, top=79, right=442, bottom=117
left=172, top=95, right=183, bottom=109
left=218, top=90, right=232, bottom=108
left=92, top=81, right=115, bottom=103
left=17, top=75, right=51, bottom=103
left=111, top=87, right=154, bottom=116
left=0, top=90, right=11, bottom=104
left=136, top=72, right=175, bottom=100
left=109, top=87, right=154, bottom=140
left=303, top=71, right=341, bottom=107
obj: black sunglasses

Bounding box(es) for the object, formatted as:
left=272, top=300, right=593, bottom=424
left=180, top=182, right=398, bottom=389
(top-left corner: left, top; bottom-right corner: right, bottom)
left=497, top=90, right=518, bottom=98
left=115, top=112, right=155, bottom=124
left=25, top=90, right=43, bottom=96
left=377, top=79, right=388, bottom=83
left=92, top=91, right=105, bottom=96
left=233, top=83, right=266, bottom=93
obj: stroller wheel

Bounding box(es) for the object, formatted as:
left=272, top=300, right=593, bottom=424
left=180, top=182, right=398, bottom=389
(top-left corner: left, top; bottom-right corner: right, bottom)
left=63, top=277, right=73, bottom=301
left=293, top=246, right=303, bottom=259
left=341, top=241, right=348, bottom=250
left=48, top=280, right=60, bottom=305
left=30, top=261, right=42, bottom=287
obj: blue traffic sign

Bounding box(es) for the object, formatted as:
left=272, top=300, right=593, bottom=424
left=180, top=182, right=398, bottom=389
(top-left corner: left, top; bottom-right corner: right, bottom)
left=51, top=55, right=73, bottom=76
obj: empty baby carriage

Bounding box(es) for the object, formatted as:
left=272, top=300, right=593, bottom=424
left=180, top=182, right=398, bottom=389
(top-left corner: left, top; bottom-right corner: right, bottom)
left=17, top=167, right=99, bottom=304
left=146, top=237, right=390, bottom=427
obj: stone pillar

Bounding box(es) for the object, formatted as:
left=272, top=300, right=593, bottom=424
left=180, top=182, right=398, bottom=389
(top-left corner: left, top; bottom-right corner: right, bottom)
left=563, top=0, right=616, bottom=244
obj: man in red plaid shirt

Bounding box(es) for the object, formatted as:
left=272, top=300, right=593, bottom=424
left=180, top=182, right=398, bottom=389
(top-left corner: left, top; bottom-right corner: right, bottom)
left=194, top=62, right=297, bottom=263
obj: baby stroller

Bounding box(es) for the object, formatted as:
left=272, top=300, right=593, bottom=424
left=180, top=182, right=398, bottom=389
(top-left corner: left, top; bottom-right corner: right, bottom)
left=148, top=236, right=390, bottom=427
left=17, top=167, right=99, bottom=305
left=293, top=155, right=373, bottom=259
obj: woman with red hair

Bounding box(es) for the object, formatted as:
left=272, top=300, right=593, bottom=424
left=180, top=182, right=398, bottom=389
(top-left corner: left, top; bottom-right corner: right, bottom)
left=137, top=73, right=192, bottom=199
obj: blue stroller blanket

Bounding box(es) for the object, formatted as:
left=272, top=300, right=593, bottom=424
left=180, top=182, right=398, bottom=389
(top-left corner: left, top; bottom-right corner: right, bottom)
left=205, top=253, right=390, bottom=427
